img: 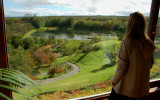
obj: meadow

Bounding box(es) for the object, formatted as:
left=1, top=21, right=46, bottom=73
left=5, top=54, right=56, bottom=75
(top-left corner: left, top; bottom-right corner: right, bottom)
left=4, top=16, right=160, bottom=100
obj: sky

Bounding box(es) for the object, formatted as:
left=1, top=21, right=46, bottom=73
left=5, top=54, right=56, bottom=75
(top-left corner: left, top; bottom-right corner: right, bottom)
left=4, top=0, right=152, bottom=17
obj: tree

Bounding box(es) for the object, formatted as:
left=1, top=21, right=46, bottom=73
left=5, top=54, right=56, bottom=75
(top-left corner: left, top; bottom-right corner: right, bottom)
left=31, top=14, right=43, bottom=29
left=33, top=49, right=57, bottom=67
left=22, top=37, right=34, bottom=50
left=8, top=46, right=35, bottom=74
left=34, top=49, right=48, bottom=67
left=61, top=17, right=74, bottom=27
left=11, top=35, right=22, bottom=49
left=21, top=13, right=33, bottom=22
left=73, top=20, right=85, bottom=29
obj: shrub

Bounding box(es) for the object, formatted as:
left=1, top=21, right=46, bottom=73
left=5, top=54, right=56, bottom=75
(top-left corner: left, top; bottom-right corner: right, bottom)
left=56, top=44, right=67, bottom=52
left=48, top=65, right=64, bottom=77
left=79, top=42, right=100, bottom=53
left=48, top=66, right=56, bottom=78
left=62, top=47, right=74, bottom=56
left=11, top=35, right=22, bottom=49
left=56, top=68, right=65, bottom=74
left=82, top=44, right=93, bottom=53
left=89, top=36, right=101, bottom=44
left=93, top=45, right=101, bottom=51
left=22, top=37, right=34, bottom=50
left=105, top=44, right=119, bottom=65
left=33, top=49, right=57, bottom=67
left=117, top=33, right=125, bottom=40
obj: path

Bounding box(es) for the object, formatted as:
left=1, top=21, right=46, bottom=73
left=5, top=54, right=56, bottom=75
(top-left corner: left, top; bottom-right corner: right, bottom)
left=36, top=62, right=80, bottom=84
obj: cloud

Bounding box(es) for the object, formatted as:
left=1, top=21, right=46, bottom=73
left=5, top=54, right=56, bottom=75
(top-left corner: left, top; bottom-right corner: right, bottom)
left=4, top=8, right=59, bottom=17
left=87, top=7, right=98, bottom=13
left=5, top=0, right=152, bottom=16
left=7, top=0, right=71, bottom=7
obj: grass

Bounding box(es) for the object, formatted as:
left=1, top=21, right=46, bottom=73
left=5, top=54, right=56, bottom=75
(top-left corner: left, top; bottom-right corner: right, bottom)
left=13, top=39, right=120, bottom=100
left=38, top=49, right=117, bottom=92
left=41, top=40, right=120, bottom=91
left=13, top=38, right=160, bottom=100
left=37, top=74, right=50, bottom=80
left=14, top=38, right=160, bottom=100
left=22, top=29, right=37, bottom=39
left=65, top=40, right=89, bottom=48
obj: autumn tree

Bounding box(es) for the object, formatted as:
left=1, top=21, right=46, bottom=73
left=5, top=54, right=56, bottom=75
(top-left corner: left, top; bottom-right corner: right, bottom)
left=33, top=49, right=57, bottom=67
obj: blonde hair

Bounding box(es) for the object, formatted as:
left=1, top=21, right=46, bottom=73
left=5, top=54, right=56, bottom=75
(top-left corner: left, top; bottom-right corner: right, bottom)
left=124, top=12, right=154, bottom=46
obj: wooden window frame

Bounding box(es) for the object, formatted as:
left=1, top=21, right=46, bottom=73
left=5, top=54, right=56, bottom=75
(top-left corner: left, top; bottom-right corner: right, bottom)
left=0, top=0, right=12, bottom=99
left=0, top=0, right=159, bottom=99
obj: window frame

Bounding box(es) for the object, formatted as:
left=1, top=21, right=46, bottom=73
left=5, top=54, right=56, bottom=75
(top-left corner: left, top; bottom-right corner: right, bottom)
left=0, top=0, right=12, bottom=99
left=0, top=0, right=159, bottom=99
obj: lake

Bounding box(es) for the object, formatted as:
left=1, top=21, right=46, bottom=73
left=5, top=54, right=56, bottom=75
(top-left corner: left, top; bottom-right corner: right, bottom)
left=31, top=30, right=113, bottom=40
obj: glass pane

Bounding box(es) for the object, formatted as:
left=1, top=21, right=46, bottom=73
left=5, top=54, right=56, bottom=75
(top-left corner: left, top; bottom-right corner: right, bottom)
left=3, top=0, right=152, bottom=99
left=151, top=9, right=160, bottom=79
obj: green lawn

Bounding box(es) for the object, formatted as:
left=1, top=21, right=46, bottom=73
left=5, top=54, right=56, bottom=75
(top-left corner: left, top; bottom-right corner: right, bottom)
left=13, top=39, right=160, bottom=100
left=39, top=49, right=117, bottom=92
left=13, top=39, right=120, bottom=100
left=65, top=40, right=89, bottom=48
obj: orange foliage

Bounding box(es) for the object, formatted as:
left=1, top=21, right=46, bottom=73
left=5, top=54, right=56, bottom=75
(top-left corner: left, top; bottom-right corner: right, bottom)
left=48, top=52, right=57, bottom=62
left=33, top=80, right=112, bottom=100
left=34, top=49, right=48, bottom=66
left=34, top=49, right=57, bottom=67
left=48, top=67, right=56, bottom=77
left=56, top=68, right=64, bottom=74
left=26, top=73, right=37, bottom=80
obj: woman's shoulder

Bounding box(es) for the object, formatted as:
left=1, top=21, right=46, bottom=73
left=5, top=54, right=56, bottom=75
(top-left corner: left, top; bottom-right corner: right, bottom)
left=122, top=38, right=142, bottom=49
left=121, top=38, right=132, bottom=45
left=122, top=38, right=143, bottom=45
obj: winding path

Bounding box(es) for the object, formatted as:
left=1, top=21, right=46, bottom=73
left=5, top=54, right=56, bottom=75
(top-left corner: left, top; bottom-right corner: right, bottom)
left=36, top=62, right=80, bottom=84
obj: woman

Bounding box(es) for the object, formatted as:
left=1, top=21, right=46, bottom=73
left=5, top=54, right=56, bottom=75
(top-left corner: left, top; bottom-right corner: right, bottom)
left=108, top=12, right=155, bottom=100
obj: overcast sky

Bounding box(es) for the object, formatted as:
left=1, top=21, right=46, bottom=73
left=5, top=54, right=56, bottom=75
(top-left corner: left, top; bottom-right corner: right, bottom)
left=4, top=0, right=152, bottom=17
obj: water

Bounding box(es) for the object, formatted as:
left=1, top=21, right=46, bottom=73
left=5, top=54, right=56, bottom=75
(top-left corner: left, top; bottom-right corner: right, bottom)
left=31, top=30, right=112, bottom=40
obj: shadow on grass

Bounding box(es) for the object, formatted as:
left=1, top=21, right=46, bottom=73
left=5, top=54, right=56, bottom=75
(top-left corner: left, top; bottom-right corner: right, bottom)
left=91, top=63, right=115, bottom=73
left=76, top=53, right=88, bottom=63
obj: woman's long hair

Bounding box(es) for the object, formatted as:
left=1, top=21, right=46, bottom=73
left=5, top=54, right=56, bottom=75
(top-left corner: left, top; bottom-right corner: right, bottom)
left=124, top=12, right=154, bottom=46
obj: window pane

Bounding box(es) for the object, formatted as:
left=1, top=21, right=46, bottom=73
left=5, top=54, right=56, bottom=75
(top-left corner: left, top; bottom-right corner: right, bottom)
left=151, top=9, right=160, bottom=79
left=3, top=0, right=152, bottom=99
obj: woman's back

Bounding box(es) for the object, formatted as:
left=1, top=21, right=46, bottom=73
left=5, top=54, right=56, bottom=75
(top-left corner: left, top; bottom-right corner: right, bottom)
left=112, top=38, right=154, bottom=98
left=109, top=12, right=155, bottom=100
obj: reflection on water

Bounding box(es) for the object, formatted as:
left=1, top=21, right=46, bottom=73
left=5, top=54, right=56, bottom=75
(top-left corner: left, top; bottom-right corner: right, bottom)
left=31, top=30, right=112, bottom=40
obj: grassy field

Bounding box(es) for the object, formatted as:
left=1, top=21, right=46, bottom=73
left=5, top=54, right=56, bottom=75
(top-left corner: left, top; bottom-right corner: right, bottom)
left=38, top=40, right=120, bottom=91
left=13, top=39, right=120, bottom=100
left=13, top=38, right=160, bottom=100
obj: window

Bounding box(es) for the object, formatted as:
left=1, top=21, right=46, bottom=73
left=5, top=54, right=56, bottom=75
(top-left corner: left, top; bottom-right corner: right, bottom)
left=151, top=8, right=160, bottom=79
left=2, top=0, right=157, bottom=100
